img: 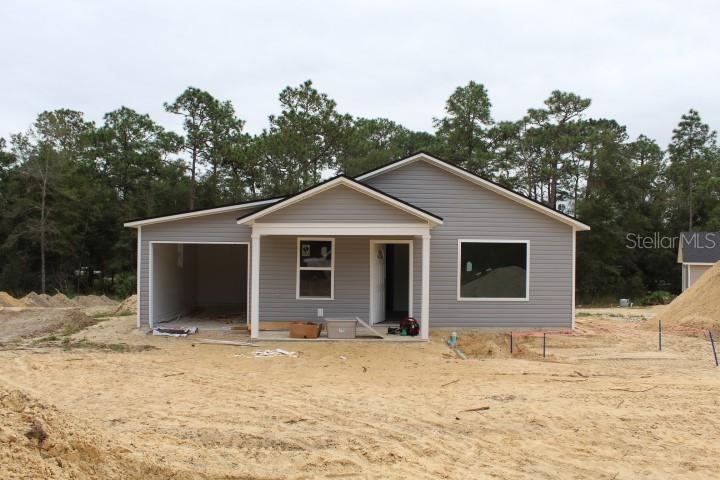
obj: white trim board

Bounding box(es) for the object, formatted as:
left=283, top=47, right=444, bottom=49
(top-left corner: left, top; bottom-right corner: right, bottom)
left=456, top=239, right=530, bottom=302
left=237, top=177, right=443, bottom=227
left=147, top=241, right=250, bottom=328
left=369, top=240, right=414, bottom=325
left=252, top=223, right=431, bottom=237
left=296, top=237, right=335, bottom=301
left=356, top=153, right=590, bottom=231
left=124, top=198, right=281, bottom=228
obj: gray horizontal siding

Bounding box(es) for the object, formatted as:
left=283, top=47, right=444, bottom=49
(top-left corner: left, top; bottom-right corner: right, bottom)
left=259, top=184, right=421, bottom=223
left=137, top=209, right=255, bottom=326
left=258, top=235, right=420, bottom=322
left=363, top=159, right=574, bottom=329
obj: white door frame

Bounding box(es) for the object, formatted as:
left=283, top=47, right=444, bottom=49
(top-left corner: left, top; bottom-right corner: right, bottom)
left=148, top=241, right=250, bottom=328
left=369, top=239, right=413, bottom=325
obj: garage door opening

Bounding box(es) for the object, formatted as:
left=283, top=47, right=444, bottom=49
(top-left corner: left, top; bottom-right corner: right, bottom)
left=150, top=242, right=248, bottom=328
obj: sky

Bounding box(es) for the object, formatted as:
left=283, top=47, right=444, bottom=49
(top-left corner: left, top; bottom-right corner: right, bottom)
left=1, top=0, right=719, bottom=148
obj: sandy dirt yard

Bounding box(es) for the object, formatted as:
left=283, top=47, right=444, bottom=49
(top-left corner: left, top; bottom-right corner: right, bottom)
left=1, top=307, right=720, bottom=479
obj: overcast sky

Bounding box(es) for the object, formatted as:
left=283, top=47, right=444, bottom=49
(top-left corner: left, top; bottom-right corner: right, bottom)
left=2, top=0, right=718, bottom=148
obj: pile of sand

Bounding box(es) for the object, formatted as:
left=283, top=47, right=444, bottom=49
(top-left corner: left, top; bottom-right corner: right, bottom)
left=654, top=262, right=720, bottom=331
left=49, top=292, right=78, bottom=307
left=114, top=294, right=137, bottom=315
left=75, top=294, right=115, bottom=307
left=0, top=386, right=181, bottom=479
left=0, top=291, right=25, bottom=308
left=21, top=292, right=53, bottom=307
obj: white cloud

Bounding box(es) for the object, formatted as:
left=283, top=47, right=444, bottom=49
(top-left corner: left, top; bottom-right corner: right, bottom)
left=1, top=0, right=718, bottom=147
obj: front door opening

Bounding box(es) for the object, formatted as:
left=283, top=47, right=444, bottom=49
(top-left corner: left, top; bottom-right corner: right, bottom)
left=371, top=242, right=411, bottom=325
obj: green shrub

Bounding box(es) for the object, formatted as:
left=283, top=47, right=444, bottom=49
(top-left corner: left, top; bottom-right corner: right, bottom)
left=639, top=290, right=675, bottom=306
left=115, top=271, right=136, bottom=299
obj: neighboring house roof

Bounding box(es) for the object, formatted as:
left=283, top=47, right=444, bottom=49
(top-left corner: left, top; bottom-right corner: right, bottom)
left=123, top=197, right=283, bottom=228
left=355, top=152, right=591, bottom=231
left=236, top=175, right=444, bottom=226
left=678, top=232, right=720, bottom=264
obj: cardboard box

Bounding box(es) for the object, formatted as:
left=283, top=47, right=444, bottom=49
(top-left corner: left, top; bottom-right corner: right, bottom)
left=289, top=322, right=322, bottom=339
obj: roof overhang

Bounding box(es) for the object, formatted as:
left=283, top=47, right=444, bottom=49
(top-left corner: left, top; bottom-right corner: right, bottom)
left=124, top=197, right=282, bottom=228
left=236, top=176, right=444, bottom=227
left=356, top=152, right=591, bottom=232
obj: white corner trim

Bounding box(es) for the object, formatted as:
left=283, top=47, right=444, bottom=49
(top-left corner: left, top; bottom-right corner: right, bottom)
left=123, top=198, right=281, bottom=228
left=250, top=236, right=260, bottom=338
left=369, top=239, right=414, bottom=325
left=356, top=153, right=589, bottom=231
left=296, top=237, right=335, bottom=300
left=456, top=239, right=530, bottom=302
left=420, top=234, right=430, bottom=340
left=136, top=226, right=141, bottom=328
left=236, top=177, right=442, bottom=226
left=572, top=228, right=576, bottom=329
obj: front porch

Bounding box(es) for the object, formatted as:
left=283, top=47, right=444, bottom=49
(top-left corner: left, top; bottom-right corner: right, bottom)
left=235, top=176, right=442, bottom=340
left=248, top=229, right=432, bottom=340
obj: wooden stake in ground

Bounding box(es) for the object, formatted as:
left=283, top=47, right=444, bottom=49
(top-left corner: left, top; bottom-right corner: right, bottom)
left=709, top=331, right=718, bottom=367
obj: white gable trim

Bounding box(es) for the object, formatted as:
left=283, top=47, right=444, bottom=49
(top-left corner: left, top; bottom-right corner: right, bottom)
left=236, top=176, right=443, bottom=226
left=356, top=153, right=590, bottom=231
left=124, top=198, right=282, bottom=228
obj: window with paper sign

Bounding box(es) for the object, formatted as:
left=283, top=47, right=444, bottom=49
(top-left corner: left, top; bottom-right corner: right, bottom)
left=297, top=238, right=334, bottom=299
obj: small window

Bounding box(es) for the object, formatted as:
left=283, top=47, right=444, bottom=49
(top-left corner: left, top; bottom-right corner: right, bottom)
left=458, top=240, right=528, bottom=300
left=297, top=238, right=334, bottom=299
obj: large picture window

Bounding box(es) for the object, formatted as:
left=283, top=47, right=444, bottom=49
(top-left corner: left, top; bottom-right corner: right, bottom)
left=457, top=240, right=529, bottom=300
left=297, top=238, right=334, bottom=299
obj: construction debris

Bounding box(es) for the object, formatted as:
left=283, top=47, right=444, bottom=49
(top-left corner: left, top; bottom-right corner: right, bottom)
left=153, top=327, right=198, bottom=337
left=253, top=349, right=297, bottom=358
left=193, top=339, right=255, bottom=347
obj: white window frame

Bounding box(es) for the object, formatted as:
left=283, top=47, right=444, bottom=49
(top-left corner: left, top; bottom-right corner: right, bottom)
left=296, top=237, right=335, bottom=300
left=457, top=239, right=530, bottom=302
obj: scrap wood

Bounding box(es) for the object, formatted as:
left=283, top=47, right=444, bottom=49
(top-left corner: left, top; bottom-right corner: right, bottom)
left=461, top=406, right=490, bottom=412
left=193, top=339, right=255, bottom=347
left=162, top=372, right=185, bottom=378
left=441, top=379, right=460, bottom=387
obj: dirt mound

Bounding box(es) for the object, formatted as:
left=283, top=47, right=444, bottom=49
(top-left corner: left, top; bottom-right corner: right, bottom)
left=0, top=309, right=100, bottom=344
left=0, top=291, right=25, bottom=308
left=455, top=332, right=544, bottom=360
left=49, top=292, right=78, bottom=307
left=21, top=292, right=53, bottom=307
left=653, top=262, right=720, bottom=331
left=114, top=294, right=137, bottom=315
left=0, top=386, right=185, bottom=479
left=75, top=294, right=115, bottom=307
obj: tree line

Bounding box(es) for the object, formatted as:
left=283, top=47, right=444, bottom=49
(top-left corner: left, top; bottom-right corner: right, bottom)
left=0, top=80, right=718, bottom=302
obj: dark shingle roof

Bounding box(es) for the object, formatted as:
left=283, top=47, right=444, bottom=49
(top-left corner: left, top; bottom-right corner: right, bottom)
left=679, top=232, right=720, bottom=263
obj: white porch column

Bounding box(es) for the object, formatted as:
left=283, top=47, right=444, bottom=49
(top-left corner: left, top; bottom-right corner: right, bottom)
left=250, top=233, right=261, bottom=339
left=420, top=233, right=430, bottom=340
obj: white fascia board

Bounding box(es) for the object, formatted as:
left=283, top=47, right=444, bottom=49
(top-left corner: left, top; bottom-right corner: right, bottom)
left=252, top=223, right=431, bottom=237
left=123, top=198, right=281, bottom=228
left=236, top=177, right=442, bottom=226
left=356, top=153, right=590, bottom=232
left=683, top=262, right=716, bottom=266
